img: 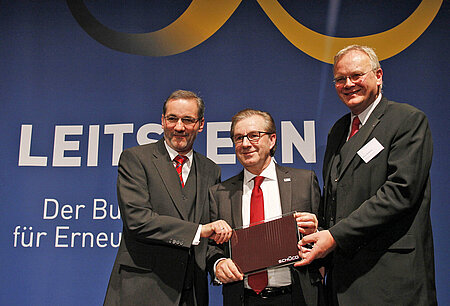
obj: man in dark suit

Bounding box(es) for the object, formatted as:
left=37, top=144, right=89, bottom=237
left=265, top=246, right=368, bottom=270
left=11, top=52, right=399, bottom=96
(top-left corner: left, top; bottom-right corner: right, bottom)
left=296, top=45, right=437, bottom=305
left=208, top=109, right=323, bottom=306
left=104, top=90, right=232, bottom=306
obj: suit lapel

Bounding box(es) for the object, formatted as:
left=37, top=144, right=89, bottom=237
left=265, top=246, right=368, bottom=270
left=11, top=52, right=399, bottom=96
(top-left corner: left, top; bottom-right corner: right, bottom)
left=324, top=116, right=349, bottom=184
left=338, top=97, right=387, bottom=179
left=152, top=139, right=188, bottom=220
left=193, top=152, right=207, bottom=223
left=230, top=172, right=244, bottom=228
left=276, top=164, right=292, bottom=214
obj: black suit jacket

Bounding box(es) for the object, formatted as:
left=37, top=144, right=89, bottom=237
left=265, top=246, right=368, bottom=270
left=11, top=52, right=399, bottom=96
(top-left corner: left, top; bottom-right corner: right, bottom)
left=321, top=96, right=437, bottom=305
left=104, top=138, right=221, bottom=306
left=208, top=164, right=322, bottom=306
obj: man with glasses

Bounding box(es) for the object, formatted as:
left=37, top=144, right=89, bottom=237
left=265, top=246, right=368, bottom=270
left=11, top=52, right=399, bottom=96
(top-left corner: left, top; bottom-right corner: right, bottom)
left=296, top=45, right=437, bottom=305
left=207, top=109, right=323, bottom=306
left=104, top=90, right=233, bottom=306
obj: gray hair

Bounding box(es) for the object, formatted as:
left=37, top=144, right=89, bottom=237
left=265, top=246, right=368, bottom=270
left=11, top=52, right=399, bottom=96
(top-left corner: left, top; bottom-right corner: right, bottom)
left=230, top=108, right=277, bottom=156
left=334, top=45, right=381, bottom=71
left=163, top=90, right=205, bottom=119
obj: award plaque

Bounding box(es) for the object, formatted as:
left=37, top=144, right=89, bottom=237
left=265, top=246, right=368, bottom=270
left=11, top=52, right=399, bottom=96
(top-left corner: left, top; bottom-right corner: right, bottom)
left=229, top=213, right=301, bottom=275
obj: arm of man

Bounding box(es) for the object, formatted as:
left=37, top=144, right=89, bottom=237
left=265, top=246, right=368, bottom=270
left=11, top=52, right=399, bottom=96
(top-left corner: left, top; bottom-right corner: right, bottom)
left=294, top=171, right=320, bottom=235
left=118, top=148, right=230, bottom=248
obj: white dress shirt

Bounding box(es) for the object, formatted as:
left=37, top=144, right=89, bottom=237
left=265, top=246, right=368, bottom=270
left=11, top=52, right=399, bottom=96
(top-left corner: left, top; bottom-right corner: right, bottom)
left=164, top=140, right=201, bottom=245
left=242, top=158, right=291, bottom=288
left=348, top=93, right=382, bottom=140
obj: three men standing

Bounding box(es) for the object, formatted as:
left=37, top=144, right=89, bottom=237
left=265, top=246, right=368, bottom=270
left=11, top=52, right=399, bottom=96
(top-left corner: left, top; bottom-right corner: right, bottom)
left=105, top=44, right=437, bottom=306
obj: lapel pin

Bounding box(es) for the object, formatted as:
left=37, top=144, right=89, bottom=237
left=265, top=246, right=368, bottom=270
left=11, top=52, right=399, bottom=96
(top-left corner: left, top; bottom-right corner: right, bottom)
left=284, top=178, right=291, bottom=182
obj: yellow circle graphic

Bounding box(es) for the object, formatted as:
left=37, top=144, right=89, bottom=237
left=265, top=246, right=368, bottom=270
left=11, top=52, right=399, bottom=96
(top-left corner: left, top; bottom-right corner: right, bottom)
left=257, top=0, right=443, bottom=63
left=67, top=0, right=242, bottom=56
left=68, top=0, right=442, bottom=62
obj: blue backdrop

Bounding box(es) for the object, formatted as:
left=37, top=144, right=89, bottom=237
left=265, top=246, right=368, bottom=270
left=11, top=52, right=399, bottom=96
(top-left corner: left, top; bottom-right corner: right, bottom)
left=1, top=1, right=448, bottom=305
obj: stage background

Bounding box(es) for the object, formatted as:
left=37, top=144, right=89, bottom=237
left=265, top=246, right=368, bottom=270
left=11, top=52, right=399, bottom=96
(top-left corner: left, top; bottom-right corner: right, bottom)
left=1, top=1, right=448, bottom=305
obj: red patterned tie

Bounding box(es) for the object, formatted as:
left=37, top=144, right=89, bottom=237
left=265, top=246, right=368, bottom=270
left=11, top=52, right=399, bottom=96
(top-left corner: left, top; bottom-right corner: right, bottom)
left=348, top=116, right=361, bottom=140
left=248, top=176, right=268, bottom=294
left=174, top=155, right=187, bottom=187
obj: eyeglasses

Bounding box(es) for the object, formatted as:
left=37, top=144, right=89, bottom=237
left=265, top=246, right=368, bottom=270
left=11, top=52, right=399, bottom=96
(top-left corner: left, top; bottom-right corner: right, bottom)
left=164, top=115, right=200, bottom=126
left=232, top=131, right=272, bottom=144
left=333, top=70, right=374, bottom=86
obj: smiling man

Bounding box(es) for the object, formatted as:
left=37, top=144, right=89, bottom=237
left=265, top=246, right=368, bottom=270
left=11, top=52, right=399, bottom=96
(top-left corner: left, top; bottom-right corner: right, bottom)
left=208, top=109, right=323, bottom=306
left=296, top=45, right=437, bottom=305
left=104, top=90, right=232, bottom=306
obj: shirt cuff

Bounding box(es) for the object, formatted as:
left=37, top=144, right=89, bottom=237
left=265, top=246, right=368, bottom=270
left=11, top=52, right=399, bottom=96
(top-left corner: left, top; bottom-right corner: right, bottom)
left=192, top=224, right=202, bottom=246
left=213, top=257, right=227, bottom=285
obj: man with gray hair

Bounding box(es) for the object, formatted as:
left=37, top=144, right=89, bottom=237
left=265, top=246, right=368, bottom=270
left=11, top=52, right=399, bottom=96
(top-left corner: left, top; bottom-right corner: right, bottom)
left=296, top=45, right=437, bottom=305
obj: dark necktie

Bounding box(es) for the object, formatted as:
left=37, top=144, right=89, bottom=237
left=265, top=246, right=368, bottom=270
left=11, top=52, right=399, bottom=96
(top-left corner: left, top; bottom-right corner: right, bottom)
left=248, top=176, right=268, bottom=294
left=174, top=155, right=187, bottom=187
left=348, top=116, right=361, bottom=140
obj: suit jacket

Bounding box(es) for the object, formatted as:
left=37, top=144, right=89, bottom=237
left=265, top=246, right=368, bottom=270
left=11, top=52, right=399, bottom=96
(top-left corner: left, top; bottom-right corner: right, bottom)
left=104, top=138, right=221, bottom=306
left=321, top=96, right=436, bottom=305
left=208, top=163, right=322, bottom=306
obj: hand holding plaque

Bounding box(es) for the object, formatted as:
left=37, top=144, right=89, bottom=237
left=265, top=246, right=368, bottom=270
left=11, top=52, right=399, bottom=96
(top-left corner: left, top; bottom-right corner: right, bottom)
left=229, top=212, right=310, bottom=275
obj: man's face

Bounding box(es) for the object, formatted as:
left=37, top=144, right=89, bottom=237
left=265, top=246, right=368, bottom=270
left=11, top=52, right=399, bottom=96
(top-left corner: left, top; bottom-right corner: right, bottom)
left=334, top=50, right=383, bottom=115
left=161, top=98, right=204, bottom=155
left=233, top=115, right=276, bottom=175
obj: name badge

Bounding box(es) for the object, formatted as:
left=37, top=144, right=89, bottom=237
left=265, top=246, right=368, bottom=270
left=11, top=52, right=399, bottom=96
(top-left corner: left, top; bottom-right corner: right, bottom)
left=357, top=138, right=384, bottom=163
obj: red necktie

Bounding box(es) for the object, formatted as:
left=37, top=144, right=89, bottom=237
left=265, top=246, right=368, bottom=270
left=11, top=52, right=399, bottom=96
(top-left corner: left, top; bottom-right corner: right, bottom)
left=174, top=155, right=187, bottom=187
left=248, top=176, right=268, bottom=294
left=348, top=116, right=361, bottom=140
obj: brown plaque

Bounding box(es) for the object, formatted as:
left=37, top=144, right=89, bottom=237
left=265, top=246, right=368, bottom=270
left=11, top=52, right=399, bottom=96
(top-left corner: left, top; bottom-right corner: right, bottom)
left=229, top=213, right=300, bottom=275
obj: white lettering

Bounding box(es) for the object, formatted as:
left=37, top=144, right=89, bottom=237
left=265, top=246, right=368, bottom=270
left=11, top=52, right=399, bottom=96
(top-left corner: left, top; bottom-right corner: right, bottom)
left=206, top=122, right=235, bottom=164
left=281, top=121, right=316, bottom=163
left=13, top=225, right=47, bottom=248
left=43, top=198, right=85, bottom=220
left=17, top=120, right=318, bottom=167
left=55, top=226, right=70, bottom=247
left=43, top=199, right=59, bottom=219
left=18, top=124, right=47, bottom=166
left=136, top=123, right=163, bottom=145
left=104, top=123, right=134, bottom=166
left=87, top=125, right=100, bottom=167
left=93, top=198, right=120, bottom=220
left=96, top=232, right=108, bottom=248
left=52, top=125, right=83, bottom=167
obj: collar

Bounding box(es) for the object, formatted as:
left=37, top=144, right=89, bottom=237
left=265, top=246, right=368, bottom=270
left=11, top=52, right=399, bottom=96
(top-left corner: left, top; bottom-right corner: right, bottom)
left=351, top=93, right=382, bottom=126
left=243, top=158, right=277, bottom=184
left=164, top=140, right=193, bottom=163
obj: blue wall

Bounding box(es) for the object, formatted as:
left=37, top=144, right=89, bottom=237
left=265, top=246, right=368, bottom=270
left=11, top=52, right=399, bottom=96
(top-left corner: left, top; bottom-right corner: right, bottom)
left=1, top=1, right=448, bottom=305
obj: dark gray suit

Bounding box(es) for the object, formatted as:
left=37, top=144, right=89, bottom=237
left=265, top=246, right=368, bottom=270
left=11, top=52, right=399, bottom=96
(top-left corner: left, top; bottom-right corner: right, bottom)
left=208, top=164, right=322, bottom=306
left=321, top=96, right=436, bottom=305
left=104, top=138, right=221, bottom=306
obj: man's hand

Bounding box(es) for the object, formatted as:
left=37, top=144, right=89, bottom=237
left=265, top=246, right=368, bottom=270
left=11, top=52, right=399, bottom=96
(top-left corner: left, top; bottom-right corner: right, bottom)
left=294, top=212, right=318, bottom=235
left=201, top=220, right=232, bottom=244
left=215, top=259, right=243, bottom=283
left=294, top=230, right=337, bottom=267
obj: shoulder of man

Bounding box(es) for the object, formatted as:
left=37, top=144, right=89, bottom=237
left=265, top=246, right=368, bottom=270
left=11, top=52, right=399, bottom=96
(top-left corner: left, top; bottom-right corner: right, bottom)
left=328, top=112, right=351, bottom=136
left=210, top=171, right=243, bottom=192
left=117, top=140, right=165, bottom=167
left=122, top=141, right=159, bottom=157
left=384, top=98, right=427, bottom=118
left=275, top=163, right=315, bottom=177
left=193, top=150, right=220, bottom=170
